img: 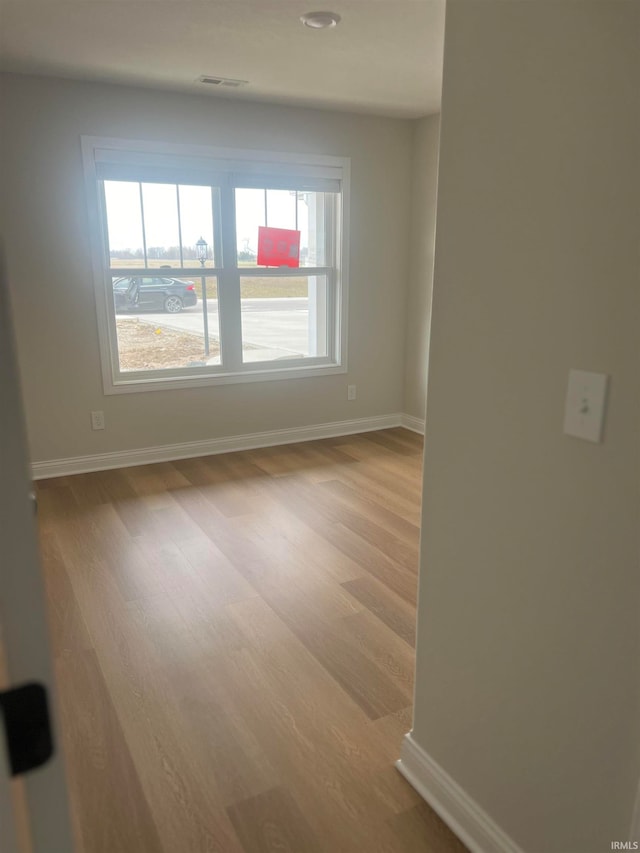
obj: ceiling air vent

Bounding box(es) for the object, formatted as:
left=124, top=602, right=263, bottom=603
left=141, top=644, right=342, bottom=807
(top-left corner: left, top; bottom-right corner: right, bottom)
left=198, top=75, right=248, bottom=88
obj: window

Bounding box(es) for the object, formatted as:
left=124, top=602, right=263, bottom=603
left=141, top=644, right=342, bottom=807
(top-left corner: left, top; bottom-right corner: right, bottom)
left=82, top=137, right=349, bottom=393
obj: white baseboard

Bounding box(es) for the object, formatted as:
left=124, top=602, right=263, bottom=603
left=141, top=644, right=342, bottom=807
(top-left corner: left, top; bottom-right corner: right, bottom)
left=400, top=413, right=425, bottom=434
left=31, top=413, right=409, bottom=479
left=396, top=733, right=525, bottom=853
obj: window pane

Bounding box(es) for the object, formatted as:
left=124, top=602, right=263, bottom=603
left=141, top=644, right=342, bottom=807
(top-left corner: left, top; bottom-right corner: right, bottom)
left=112, top=275, right=221, bottom=371
left=234, top=189, right=334, bottom=268
left=178, top=184, right=216, bottom=267
left=240, top=275, right=328, bottom=363
left=297, top=191, right=336, bottom=267
left=104, top=181, right=145, bottom=265
left=266, top=189, right=296, bottom=230
left=235, top=188, right=265, bottom=264
left=141, top=183, right=181, bottom=268
left=236, top=188, right=334, bottom=269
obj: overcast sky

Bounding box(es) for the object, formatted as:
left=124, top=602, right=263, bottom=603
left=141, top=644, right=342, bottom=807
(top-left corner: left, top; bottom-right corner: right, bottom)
left=104, top=181, right=309, bottom=260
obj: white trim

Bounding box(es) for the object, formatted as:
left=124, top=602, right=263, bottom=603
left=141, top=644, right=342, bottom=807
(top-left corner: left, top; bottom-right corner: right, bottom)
left=105, top=359, right=346, bottom=395
left=31, top=414, right=403, bottom=479
left=81, top=135, right=350, bottom=396
left=338, top=157, right=350, bottom=374
left=87, top=135, right=348, bottom=173
left=396, top=733, right=525, bottom=853
left=400, top=413, right=425, bottom=435
left=631, top=777, right=640, bottom=842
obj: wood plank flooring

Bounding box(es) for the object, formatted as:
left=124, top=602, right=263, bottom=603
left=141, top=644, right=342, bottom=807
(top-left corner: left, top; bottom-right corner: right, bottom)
left=37, top=428, right=467, bottom=853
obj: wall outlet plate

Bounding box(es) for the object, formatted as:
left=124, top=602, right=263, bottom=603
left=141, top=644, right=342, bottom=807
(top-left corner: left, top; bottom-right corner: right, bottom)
left=563, top=369, right=608, bottom=443
left=90, top=410, right=105, bottom=431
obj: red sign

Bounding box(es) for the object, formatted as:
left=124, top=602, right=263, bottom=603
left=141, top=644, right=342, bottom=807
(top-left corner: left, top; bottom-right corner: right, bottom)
left=257, top=226, right=301, bottom=268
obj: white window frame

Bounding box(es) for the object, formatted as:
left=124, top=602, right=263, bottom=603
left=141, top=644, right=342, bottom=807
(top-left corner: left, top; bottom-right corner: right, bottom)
left=81, top=136, right=350, bottom=394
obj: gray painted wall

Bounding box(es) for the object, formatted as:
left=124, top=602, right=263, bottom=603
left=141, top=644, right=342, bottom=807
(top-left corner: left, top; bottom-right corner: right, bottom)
left=413, top=2, right=640, bottom=851
left=0, top=74, right=419, bottom=464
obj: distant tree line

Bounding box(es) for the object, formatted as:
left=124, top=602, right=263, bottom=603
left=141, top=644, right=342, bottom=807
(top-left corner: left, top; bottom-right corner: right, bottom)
left=111, top=245, right=308, bottom=263
left=110, top=245, right=204, bottom=260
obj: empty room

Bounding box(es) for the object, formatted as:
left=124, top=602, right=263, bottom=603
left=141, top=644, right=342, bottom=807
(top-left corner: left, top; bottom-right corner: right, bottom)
left=1, top=2, right=639, bottom=853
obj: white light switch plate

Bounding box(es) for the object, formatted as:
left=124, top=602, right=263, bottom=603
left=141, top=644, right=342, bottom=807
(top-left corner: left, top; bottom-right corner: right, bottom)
left=563, top=369, right=608, bottom=443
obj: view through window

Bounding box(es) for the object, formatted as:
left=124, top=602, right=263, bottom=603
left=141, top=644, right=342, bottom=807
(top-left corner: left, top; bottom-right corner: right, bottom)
left=85, top=139, right=348, bottom=392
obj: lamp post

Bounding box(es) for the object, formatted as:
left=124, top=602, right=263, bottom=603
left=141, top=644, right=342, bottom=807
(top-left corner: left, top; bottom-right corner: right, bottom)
left=196, top=237, right=208, bottom=267
left=195, top=237, right=210, bottom=357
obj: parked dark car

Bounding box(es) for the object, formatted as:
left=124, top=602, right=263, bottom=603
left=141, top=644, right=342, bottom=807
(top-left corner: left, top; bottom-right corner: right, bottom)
left=113, top=276, right=197, bottom=314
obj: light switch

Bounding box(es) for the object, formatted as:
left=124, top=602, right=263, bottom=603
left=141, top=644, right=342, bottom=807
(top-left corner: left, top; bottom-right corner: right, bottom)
left=563, top=369, right=608, bottom=443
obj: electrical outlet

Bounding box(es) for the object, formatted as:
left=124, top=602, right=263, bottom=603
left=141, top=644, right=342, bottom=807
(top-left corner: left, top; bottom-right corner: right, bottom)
left=347, top=385, right=357, bottom=401
left=90, top=410, right=105, bottom=431
left=563, top=370, right=608, bottom=443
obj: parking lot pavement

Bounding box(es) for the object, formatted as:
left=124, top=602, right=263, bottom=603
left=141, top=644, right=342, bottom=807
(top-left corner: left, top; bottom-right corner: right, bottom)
left=119, top=297, right=310, bottom=359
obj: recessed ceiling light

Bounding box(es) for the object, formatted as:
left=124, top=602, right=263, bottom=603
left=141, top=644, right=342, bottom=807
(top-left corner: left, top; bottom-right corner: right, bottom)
left=300, top=11, right=341, bottom=29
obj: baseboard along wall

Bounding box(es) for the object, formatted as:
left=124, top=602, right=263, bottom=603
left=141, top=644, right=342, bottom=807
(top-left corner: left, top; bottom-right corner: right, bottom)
left=396, top=733, right=525, bottom=853
left=32, top=413, right=425, bottom=479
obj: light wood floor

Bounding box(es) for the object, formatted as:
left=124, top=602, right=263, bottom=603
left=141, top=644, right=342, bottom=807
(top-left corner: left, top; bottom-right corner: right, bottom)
left=36, top=428, right=467, bottom=853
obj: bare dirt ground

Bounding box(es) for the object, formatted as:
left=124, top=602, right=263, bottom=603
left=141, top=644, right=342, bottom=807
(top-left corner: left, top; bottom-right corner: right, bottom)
left=116, top=318, right=219, bottom=370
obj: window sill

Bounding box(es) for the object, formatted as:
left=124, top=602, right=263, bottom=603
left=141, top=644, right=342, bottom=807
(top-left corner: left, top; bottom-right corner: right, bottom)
left=103, top=362, right=346, bottom=395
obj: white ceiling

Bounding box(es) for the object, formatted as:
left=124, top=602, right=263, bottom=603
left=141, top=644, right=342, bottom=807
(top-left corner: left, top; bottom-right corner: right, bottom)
left=0, top=1, right=445, bottom=118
